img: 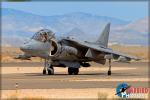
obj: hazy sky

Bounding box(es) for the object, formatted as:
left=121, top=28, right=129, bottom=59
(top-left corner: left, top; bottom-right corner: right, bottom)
left=2, top=1, right=148, bottom=21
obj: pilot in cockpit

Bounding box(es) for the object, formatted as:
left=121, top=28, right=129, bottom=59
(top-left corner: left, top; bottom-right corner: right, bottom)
left=40, top=32, right=48, bottom=42
left=32, top=29, right=55, bottom=42
left=43, top=32, right=48, bottom=42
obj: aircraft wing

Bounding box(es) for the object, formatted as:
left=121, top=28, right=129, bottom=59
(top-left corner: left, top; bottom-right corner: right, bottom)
left=63, top=38, right=140, bottom=61
left=14, top=53, right=31, bottom=60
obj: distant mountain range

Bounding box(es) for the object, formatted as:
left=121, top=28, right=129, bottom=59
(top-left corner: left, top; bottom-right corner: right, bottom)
left=2, top=8, right=148, bottom=47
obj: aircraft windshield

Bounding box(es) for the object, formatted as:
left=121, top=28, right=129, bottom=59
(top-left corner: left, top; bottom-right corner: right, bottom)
left=32, top=29, right=54, bottom=42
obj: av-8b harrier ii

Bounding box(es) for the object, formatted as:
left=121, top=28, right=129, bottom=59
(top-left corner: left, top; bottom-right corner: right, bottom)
left=16, top=23, right=140, bottom=75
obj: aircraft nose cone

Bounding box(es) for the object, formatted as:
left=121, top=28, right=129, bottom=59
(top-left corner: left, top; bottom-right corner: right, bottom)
left=20, top=44, right=31, bottom=52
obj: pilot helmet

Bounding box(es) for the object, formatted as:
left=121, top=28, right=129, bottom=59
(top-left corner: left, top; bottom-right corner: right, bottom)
left=39, top=29, right=55, bottom=39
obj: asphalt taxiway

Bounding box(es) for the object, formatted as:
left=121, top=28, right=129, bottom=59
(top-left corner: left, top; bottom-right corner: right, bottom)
left=1, top=62, right=149, bottom=90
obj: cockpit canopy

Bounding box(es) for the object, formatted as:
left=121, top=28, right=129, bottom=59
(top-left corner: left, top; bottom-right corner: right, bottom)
left=32, top=29, right=55, bottom=42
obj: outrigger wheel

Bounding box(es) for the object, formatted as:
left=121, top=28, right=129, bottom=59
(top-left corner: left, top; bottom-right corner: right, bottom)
left=108, top=59, right=112, bottom=75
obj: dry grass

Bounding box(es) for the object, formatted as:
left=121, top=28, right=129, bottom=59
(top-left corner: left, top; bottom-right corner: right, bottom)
left=109, top=45, right=148, bottom=61
left=97, top=92, right=108, bottom=100
left=1, top=47, right=42, bottom=62
left=2, top=88, right=149, bottom=100
left=1, top=88, right=115, bottom=99
left=6, top=91, right=47, bottom=100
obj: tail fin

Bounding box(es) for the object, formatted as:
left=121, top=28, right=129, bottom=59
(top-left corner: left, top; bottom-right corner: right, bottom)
left=96, top=23, right=110, bottom=47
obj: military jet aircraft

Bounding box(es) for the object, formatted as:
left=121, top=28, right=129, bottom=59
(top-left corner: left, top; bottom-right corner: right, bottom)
left=16, top=23, right=140, bottom=75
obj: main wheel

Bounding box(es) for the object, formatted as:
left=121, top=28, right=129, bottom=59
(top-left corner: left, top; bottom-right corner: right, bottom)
left=68, top=68, right=74, bottom=75
left=74, top=68, right=79, bottom=75
left=47, top=66, right=54, bottom=75
left=68, top=68, right=79, bottom=75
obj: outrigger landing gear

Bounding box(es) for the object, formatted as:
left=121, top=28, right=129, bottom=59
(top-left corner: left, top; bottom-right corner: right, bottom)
left=108, top=59, right=111, bottom=75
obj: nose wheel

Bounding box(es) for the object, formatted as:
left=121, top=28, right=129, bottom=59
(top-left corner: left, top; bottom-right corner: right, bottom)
left=47, top=66, right=54, bottom=75
left=43, top=69, right=46, bottom=75
left=42, top=66, right=54, bottom=75
left=108, top=59, right=112, bottom=75
left=43, top=59, right=54, bottom=75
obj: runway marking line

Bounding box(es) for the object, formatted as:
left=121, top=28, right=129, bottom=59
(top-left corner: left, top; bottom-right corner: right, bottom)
left=7, top=78, right=149, bottom=82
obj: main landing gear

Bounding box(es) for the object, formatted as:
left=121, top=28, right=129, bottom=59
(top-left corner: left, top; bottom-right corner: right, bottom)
left=43, top=59, right=54, bottom=75
left=42, top=59, right=111, bottom=75
left=108, top=59, right=111, bottom=75
left=68, top=67, right=79, bottom=75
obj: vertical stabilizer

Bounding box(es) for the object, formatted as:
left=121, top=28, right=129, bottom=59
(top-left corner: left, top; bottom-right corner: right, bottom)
left=96, top=23, right=110, bottom=47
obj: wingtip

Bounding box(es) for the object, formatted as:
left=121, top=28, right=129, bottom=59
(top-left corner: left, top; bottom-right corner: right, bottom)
left=133, top=56, right=142, bottom=61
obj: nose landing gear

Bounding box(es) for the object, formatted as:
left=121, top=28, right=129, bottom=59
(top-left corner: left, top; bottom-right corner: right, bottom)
left=43, top=68, right=46, bottom=75
left=43, top=59, right=54, bottom=75
left=47, top=66, right=54, bottom=75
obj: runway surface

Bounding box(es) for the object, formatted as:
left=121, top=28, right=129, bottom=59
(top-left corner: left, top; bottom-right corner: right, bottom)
left=1, top=62, right=149, bottom=90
